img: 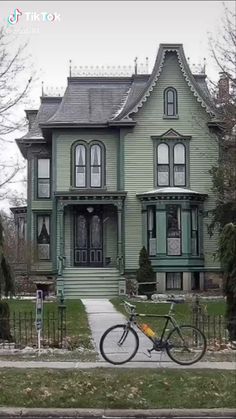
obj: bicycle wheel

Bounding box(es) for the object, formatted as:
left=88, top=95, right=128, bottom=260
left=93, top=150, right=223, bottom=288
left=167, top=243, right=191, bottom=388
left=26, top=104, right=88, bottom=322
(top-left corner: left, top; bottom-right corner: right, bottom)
left=166, top=325, right=207, bottom=365
left=99, top=324, right=139, bottom=365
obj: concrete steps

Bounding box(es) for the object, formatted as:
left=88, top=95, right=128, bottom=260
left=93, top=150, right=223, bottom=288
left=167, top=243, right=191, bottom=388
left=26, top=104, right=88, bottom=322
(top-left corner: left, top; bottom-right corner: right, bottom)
left=57, top=267, right=125, bottom=299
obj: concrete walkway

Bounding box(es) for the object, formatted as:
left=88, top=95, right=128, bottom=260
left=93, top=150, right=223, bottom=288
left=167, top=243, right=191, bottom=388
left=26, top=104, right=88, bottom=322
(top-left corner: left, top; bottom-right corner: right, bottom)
left=81, top=298, right=169, bottom=363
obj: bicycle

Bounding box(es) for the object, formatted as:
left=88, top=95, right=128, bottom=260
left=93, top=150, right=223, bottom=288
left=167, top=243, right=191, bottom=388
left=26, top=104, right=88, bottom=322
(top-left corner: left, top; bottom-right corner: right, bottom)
left=99, top=299, right=207, bottom=366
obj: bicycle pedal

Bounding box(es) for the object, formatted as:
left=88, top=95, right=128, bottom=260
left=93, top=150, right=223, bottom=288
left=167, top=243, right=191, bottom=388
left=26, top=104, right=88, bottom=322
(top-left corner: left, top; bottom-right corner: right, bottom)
left=143, top=349, right=152, bottom=358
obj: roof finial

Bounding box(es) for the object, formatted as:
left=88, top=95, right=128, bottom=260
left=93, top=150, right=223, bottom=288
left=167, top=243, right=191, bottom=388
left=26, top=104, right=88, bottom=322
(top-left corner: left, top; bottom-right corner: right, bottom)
left=134, top=57, right=138, bottom=75
left=203, top=57, right=206, bottom=73
left=145, top=57, right=149, bottom=73
left=41, top=81, right=44, bottom=97
left=69, top=59, right=72, bottom=77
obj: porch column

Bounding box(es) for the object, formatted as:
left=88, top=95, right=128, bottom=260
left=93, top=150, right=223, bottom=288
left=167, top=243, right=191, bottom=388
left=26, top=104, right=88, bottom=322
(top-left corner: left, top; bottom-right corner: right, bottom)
left=58, top=201, right=65, bottom=277
left=116, top=200, right=124, bottom=273
left=181, top=202, right=191, bottom=256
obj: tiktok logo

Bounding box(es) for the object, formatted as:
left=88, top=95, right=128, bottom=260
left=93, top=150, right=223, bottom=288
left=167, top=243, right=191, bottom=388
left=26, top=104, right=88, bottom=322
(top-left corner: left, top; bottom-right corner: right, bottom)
left=7, top=8, right=22, bottom=25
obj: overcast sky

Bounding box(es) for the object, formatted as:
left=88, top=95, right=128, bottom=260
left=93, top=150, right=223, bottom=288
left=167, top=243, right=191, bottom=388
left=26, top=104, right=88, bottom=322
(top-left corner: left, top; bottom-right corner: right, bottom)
left=0, top=0, right=235, bottom=208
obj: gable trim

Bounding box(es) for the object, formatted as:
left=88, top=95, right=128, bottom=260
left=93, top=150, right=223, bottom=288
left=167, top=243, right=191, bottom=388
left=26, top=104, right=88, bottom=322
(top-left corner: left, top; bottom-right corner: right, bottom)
left=113, top=44, right=217, bottom=120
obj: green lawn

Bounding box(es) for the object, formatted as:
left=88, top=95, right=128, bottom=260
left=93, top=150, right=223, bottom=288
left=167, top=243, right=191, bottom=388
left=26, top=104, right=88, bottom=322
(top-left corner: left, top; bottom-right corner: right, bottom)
left=111, top=297, right=228, bottom=344
left=4, top=299, right=93, bottom=350
left=0, top=369, right=235, bottom=408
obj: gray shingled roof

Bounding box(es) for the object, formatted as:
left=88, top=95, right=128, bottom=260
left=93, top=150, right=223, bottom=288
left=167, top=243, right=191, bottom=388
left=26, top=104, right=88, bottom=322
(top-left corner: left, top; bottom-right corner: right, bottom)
left=46, top=78, right=132, bottom=124
left=21, top=97, right=62, bottom=140
left=19, top=44, right=218, bottom=140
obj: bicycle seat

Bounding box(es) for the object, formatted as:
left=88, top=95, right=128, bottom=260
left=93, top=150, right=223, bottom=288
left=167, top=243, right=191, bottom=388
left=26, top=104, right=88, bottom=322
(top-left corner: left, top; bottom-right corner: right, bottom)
left=166, top=298, right=185, bottom=304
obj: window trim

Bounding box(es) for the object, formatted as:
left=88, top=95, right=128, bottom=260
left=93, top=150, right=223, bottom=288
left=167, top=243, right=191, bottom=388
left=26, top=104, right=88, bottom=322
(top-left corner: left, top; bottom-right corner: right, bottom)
left=153, top=138, right=190, bottom=188
left=36, top=158, right=51, bottom=199
left=71, top=140, right=106, bottom=189
left=163, top=87, right=178, bottom=118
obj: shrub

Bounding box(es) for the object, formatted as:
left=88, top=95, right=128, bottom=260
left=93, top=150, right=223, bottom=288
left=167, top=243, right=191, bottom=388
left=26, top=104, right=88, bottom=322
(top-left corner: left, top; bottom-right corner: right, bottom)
left=136, top=246, right=156, bottom=297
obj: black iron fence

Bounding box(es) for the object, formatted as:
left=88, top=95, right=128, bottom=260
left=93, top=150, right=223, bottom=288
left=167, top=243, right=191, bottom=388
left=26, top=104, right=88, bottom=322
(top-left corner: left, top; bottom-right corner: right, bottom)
left=192, top=313, right=229, bottom=348
left=191, top=297, right=230, bottom=349
left=0, top=307, right=66, bottom=349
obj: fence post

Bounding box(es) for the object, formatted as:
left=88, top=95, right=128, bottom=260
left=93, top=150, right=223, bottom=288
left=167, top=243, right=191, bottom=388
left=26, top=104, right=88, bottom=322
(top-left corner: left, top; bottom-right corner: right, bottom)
left=58, top=292, right=66, bottom=348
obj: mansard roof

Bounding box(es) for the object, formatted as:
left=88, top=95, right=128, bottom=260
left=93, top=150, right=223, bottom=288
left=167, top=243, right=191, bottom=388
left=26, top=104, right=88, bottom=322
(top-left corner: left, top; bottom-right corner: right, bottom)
left=21, top=97, right=62, bottom=140
left=16, top=43, right=219, bottom=157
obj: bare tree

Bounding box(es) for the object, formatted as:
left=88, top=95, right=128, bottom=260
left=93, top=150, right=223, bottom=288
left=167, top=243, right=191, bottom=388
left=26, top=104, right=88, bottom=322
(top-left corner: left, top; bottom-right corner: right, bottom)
left=208, top=4, right=236, bottom=234
left=0, top=27, right=34, bottom=200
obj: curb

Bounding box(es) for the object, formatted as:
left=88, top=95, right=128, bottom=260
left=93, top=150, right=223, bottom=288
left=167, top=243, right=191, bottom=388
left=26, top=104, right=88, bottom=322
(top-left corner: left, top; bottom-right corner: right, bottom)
left=0, top=408, right=235, bottom=417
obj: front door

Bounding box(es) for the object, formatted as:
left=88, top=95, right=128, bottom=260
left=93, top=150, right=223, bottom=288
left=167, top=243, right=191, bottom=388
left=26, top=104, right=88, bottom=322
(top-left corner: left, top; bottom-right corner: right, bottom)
left=74, top=208, right=103, bottom=266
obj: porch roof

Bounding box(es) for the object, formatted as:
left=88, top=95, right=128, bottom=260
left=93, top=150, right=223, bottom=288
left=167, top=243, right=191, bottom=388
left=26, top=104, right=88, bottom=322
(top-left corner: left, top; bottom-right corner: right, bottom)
left=54, top=190, right=127, bottom=204
left=136, top=187, right=208, bottom=201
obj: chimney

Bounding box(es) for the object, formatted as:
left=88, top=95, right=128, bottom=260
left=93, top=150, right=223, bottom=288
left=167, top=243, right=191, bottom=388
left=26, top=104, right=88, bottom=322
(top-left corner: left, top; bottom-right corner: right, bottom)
left=25, top=109, right=38, bottom=129
left=218, top=72, right=230, bottom=103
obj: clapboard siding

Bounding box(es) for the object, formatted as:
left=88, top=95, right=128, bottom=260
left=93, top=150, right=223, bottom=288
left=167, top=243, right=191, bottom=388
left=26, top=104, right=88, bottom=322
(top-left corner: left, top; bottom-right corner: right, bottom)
left=124, top=52, right=219, bottom=270
left=54, top=129, right=118, bottom=191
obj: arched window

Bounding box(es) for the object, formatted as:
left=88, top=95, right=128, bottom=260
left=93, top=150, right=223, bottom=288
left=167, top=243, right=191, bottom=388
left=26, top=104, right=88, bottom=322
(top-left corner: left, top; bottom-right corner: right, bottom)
left=174, top=143, right=186, bottom=186
left=90, top=144, right=102, bottom=187
left=73, top=141, right=105, bottom=188
left=157, top=143, right=169, bottom=186
left=75, top=144, right=86, bottom=187
left=164, top=87, right=178, bottom=117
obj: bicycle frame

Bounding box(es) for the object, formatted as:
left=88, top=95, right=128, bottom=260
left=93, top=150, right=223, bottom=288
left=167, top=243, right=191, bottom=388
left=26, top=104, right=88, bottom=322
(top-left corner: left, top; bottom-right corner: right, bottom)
left=125, top=302, right=182, bottom=348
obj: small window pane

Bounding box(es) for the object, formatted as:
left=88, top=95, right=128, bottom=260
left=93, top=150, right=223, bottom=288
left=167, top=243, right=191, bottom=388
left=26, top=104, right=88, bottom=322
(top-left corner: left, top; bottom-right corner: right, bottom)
left=38, top=179, right=50, bottom=198
left=76, top=145, right=86, bottom=165
left=157, top=143, right=169, bottom=164
left=166, top=273, right=182, bottom=290
left=91, top=145, right=101, bottom=166
left=76, top=167, right=86, bottom=187
left=37, top=215, right=50, bottom=260
left=174, top=166, right=185, bottom=186
left=167, top=90, right=174, bottom=102
left=167, top=103, right=174, bottom=116
left=38, top=159, right=50, bottom=178
left=167, top=205, right=181, bottom=255
left=91, top=167, right=101, bottom=187
left=174, top=144, right=185, bottom=164
left=158, top=165, right=169, bottom=186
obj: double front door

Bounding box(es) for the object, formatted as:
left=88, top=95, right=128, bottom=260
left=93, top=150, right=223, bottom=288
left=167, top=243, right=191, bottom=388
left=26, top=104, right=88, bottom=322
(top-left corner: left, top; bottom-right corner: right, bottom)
left=74, top=208, right=103, bottom=266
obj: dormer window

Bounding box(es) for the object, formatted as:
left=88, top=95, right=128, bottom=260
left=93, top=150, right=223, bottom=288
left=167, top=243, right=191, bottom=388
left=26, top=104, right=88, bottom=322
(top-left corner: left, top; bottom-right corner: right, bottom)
left=164, top=87, right=178, bottom=117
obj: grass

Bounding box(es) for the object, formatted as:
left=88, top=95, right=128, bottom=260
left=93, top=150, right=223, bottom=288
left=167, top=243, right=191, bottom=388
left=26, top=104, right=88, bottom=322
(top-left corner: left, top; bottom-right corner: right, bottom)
left=3, top=298, right=94, bottom=351
left=0, top=368, right=235, bottom=408
left=110, top=297, right=228, bottom=345
left=111, top=297, right=226, bottom=323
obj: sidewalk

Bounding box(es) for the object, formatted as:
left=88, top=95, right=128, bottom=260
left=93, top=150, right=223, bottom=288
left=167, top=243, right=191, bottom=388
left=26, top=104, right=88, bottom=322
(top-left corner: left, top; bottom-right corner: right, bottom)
left=0, top=359, right=235, bottom=369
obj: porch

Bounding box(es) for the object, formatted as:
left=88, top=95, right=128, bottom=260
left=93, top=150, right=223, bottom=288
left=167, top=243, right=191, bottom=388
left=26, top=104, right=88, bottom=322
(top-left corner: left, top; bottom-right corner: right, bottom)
left=55, top=191, right=126, bottom=298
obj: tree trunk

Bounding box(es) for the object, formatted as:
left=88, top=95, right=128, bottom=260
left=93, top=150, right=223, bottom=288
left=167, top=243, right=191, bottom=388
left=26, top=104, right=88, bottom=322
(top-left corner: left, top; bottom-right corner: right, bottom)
left=0, top=301, right=12, bottom=341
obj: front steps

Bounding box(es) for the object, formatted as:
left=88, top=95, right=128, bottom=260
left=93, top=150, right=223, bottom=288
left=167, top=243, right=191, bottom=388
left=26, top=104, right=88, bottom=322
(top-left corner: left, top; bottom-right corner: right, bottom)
left=57, top=267, right=125, bottom=299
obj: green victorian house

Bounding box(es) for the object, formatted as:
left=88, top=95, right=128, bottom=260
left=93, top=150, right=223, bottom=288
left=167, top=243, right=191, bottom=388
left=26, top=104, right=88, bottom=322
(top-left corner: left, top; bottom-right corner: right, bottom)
left=15, top=43, right=222, bottom=298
